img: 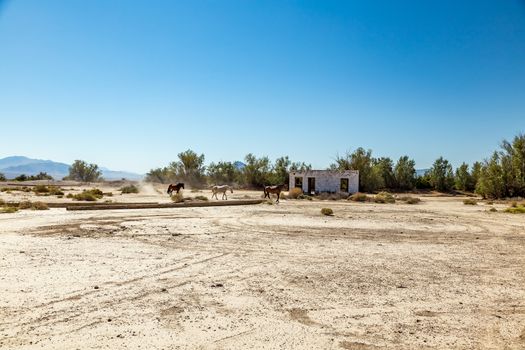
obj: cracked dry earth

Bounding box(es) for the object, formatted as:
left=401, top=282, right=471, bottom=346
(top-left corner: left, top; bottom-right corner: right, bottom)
left=0, top=197, right=524, bottom=349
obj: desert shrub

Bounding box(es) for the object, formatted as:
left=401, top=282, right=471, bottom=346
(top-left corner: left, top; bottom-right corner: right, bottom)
left=0, top=206, right=18, bottom=214
left=349, top=192, right=368, bottom=202
left=510, top=201, right=518, bottom=208
left=317, top=193, right=330, bottom=200
left=194, top=195, right=208, bottom=201
left=71, top=189, right=103, bottom=201
left=2, top=186, right=30, bottom=192
left=489, top=207, right=497, bottom=212
left=120, top=185, right=139, bottom=194
left=288, top=188, right=303, bottom=199
left=505, top=205, right=525, bottom=214
left=66, top=193, right=74, bottom=198
left=103, top=192, right=113, bottom=197
left=463, top=198, right=478, bottom=205
left=405, top=197, right=421, bottom=204
left=33, top=185, right=50, bottom=193
left=18, top=201, right=32, bottom=209
left=0, top=198, right=4, bottom=205
left=374, top=192, right=395, bottom=204
left=171, top=192, right=184, bottom=203
left=32, top=201, right=49, bottom=210
left=297, top=194, right=313, bottom=200
left=321, top=208, right=334, bottom=216
left=398, top=196, right=421, bottom=204
left=0, top=173, right=5, bottom=181
left=486, top=201, right=494, bottom=205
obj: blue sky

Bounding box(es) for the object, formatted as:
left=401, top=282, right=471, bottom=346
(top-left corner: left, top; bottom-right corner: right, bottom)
left=1, top=0, right=524, bottom=173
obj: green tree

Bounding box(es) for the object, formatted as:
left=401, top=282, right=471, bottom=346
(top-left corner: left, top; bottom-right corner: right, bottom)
left=271, top=156, right=291, bottom=185
left=242, top=153, right=271, bottom=187
left=376, top=157, right=396, bottom=189
left=0, top=172, right=5, bottom=181
left=394, top=156, right=416, bottom=190
left=454, top=162, right=473, bottom=191
left=332, top=148, right=382, bottom=192
left=145, top=167, right=174, bottom=183
left=500, top=133, right=525, bottom=197
left=170, top=149, right=206, bottom=187
left=476, top=152, right=505, bottom=199
left=471, top=161, right=482, bottom=189
left=429, top=157, right=454, bottom=191
left=67, top=160, right=102, bottom=182
left=207, top=161, right=238, bottom=185
left=290, top=162, right=312, bottom=172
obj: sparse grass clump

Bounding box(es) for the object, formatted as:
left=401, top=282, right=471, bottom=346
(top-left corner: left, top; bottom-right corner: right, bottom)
left=463, top=198, right=478, bottom=205
left=297, top=194, right=313, bottom=200
left=321, top=208, right=334, bottom=216
left=489, top=207, right=497, bottom=212
left=171, top=192, right=184, bottom=203
left=505, top=205, right=525, bottom=214
left=194, top=195, right=208, bottom=201
left=32, top=201, right=49, bottom=210
left=70, top=188, right=104, bottom=201
left=120, top=185, right=139, bottom=194
left=374, top=192, right=395, bottom=204
left=18, top=201, right=32, bottom=209
left=349, top=192, right=368, bottom=202
left=288, top=188, right=303, bottom=199
left=0, top=206, right=18, bottom=214
left=1, top=186, right=31, bottom=193
left=397, top=196, right=421, bottom=204
left=33, top=185, right=64, bottom=196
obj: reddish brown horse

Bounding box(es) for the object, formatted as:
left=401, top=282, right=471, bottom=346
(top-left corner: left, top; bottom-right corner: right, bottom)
left=263, top=184, right=287, bottom=203
left=167, top=183, right=185, bottom=195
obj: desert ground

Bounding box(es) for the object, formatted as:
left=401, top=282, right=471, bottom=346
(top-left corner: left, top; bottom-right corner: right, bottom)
left=0, top=183, right=524, bottom=349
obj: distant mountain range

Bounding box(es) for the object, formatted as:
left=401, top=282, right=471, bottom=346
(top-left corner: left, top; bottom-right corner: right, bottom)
left=0, top=156, right=143, bottom=180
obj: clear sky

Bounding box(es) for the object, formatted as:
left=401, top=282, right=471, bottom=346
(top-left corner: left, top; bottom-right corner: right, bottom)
left=1, top=0, right=524, bottom=173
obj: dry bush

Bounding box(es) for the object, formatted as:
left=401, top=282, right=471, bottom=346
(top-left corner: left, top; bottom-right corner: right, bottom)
left=0, top=198, right=4, bottom=206
left=0, top=206, right=18, bottom=214
left=32, top=201, right=49, bottom=210
left=398, top=196, right=421, bottom=204
left=510, top=201, right=518, bottom=208
left=298, top=194, right=313, bottom=200
left=463, top=198, right=478, bottom=205
left=171, top=192, right=184, bottom=203
left=18, top=201, right=32, bottom=209
left=486, top=201, right=494, bottom=205
left=321, top=208, right=334, bottom=216
left=349, top=192, right=368, bottom=202
left=103, top=192, right=113, bottom=197
left=374, top=192, right=395, bottom=204
left=120, top=185, right=139, bottom=194
left=505, top=205, right=525, bottom=214
left=405, top=197, right=421, bottom=204
left=489, top=207, right=497, bottom=212
left=194, top=195, right=208, bottom=201
left=33, top=185, right=50, bottom=193
left=71, top=189, right=103, bottom=201
left=1, top=186, right=31, bottom=193
left=288, top=188, right=303, bottom=199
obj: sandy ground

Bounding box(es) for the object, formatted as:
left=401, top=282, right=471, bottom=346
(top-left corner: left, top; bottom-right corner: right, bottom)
left=1, top=185, right=524, bottom=349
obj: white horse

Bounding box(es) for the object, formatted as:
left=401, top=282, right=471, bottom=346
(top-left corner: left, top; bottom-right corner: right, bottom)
left=211, top=185, right=233, bottom=200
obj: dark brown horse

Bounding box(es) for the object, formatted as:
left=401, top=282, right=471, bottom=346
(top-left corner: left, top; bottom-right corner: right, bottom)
left=167, top=183, right=184, bottom=195
left=263, top=184, right=287, bottom=203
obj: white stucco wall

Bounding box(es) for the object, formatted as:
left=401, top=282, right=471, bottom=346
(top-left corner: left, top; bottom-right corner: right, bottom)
left=289, top=170, right=359, bottom=194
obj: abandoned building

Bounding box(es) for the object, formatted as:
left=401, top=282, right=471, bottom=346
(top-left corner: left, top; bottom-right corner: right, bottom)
left=289, top=170, right=359, bottom=194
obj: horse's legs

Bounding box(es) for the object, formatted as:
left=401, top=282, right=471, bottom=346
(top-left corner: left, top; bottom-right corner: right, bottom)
left=276, top=192, right=280, bottom=203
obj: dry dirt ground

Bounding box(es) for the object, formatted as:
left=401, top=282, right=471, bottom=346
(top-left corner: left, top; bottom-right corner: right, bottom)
left=1, top=185, right=524, bottom=349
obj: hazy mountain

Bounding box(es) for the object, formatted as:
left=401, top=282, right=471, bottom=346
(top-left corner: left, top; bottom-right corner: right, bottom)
left=234, top=161, right=246, bottom=170
left=0, top=156, right=143, bottom=180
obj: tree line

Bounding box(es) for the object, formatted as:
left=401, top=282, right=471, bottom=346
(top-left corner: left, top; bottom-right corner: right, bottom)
left=1, top=133, right=523, bottom=199
left=145, top=133, right=525, bottom=199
